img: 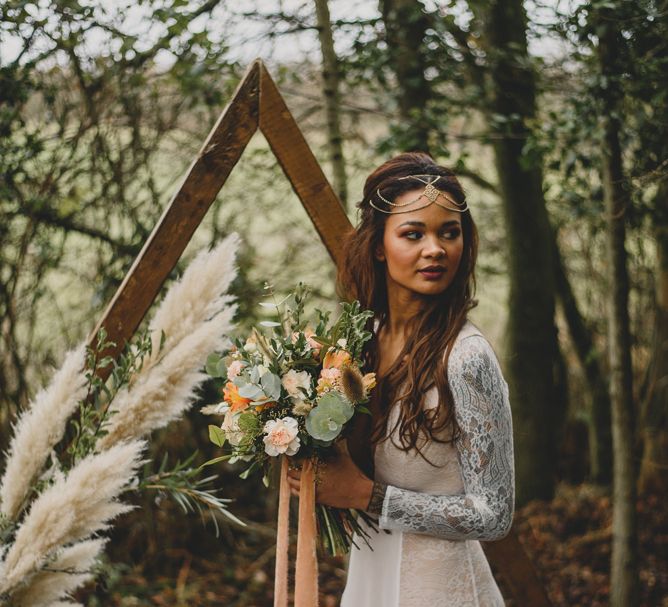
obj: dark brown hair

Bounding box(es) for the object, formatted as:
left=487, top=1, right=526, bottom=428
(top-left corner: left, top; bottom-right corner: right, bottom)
left=337, top=152, right=478, bottom=457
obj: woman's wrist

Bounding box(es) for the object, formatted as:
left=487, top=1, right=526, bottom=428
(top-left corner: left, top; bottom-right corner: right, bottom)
left=366, top=480, right=388, bottom=515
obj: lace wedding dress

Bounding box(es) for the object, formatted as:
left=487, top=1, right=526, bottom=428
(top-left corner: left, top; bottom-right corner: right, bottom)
left=341, top=321, right=515, bottom=607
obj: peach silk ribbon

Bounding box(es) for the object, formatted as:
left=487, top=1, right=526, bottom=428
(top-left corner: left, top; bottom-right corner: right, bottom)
left=274, top=457, right=319, bottom=607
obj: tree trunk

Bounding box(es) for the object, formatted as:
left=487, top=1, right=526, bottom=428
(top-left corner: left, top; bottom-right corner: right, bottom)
left=595, top=8, right=639, bottom=606
left=639, top=181, right=668, bottom=495
left=314, top=0, right=348, bottom=208
left=379, top=0, right=431, bottom=152
left=552, top=231, right=612, bottom=484
left=481, top=0, right=562, bottom=504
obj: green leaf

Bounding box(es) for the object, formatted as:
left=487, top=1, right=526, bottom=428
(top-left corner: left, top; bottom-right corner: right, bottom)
left=238, top=383, right=264, bottom=400
left=200, top=454, right=234, bottom=468
left=260, top=372, right=281, bottom=401
left=208, top=424, right=226, bottom=447
left=206, top=353, right=224, bottom=377
left=238, top=412, right=261, bottom=433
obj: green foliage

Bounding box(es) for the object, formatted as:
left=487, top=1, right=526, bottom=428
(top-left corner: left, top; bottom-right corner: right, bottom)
left=138, top=452, right=245, bottom=536
left=65, top=327, right=155, bottom=467
left=305, top=391, right=354, bottom=442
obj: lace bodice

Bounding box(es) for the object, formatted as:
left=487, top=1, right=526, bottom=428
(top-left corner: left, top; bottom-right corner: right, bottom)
left=377, top=327, right=515, bottom=541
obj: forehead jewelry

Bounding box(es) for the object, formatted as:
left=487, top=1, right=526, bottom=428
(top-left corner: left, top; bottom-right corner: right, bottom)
left=371, top=174, right=469, bottom=214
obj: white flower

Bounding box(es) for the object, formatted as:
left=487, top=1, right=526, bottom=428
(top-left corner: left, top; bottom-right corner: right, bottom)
left=263, top=417, right=300, bottom=457
left=227, top=360, right=245, bottom=380
left=221, top=410, right=244, bottom=446
left=336, top=338, right=347, bottom=348
left=244, top=339, right=257, bottom=354
left=281, top=369, right=311, bottom=398
left=292, top=399, right=313, bottom=417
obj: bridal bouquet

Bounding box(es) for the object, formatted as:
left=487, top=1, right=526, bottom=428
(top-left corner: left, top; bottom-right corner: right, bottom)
left=203, top=284, right=378, bottom=555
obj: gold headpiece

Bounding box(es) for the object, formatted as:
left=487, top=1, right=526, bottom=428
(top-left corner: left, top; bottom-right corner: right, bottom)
left=370, top=174, right=469, bottom=214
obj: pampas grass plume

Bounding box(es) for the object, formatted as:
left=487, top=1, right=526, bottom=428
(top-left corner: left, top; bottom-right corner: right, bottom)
left=9, top=538, right=106, bottom=607
left=0, top=345, right=87, bottom=521
left=148, top=232, right=240, bottom=365
left=97, top=234, right=239, bottom=449
left=0, top=440, right=144, bottom=596
left=98, top=306, right=236, bottom=448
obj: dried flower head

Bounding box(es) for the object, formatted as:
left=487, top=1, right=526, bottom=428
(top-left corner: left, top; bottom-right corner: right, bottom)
left=341, top=365, right=365, bottom=403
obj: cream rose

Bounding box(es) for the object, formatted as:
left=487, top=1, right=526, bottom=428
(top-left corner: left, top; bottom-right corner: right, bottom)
left=227, top=360, right=245, bottom=380
left=263, top=417, right=300, bottom=456
left=221, top=410, right=244, bottom=446
left=281, top=369, right=311, bottom=398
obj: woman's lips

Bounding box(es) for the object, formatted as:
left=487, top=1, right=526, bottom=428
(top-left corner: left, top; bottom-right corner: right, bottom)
left=418, top=268, right=446, bottom=280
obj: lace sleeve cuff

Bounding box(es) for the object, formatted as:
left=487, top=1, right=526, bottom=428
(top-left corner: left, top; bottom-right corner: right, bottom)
left=366, top=480, right=388, bottom=515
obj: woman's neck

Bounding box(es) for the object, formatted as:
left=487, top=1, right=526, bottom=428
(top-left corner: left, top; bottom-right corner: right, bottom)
left=385, top=289, right=425, bottom=342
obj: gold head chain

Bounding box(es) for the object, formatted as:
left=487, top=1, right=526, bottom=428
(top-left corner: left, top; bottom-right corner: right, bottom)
left=371, top=174, right=469, bottom=214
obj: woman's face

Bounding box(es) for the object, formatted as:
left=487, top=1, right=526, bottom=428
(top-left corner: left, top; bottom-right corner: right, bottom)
left=375, top=189, right=465, bottom=301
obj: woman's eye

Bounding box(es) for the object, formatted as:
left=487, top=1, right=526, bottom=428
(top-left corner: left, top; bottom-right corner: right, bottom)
left=404, top=231, right=422, bottom=240
left=442, top=229, right=461, bottom=240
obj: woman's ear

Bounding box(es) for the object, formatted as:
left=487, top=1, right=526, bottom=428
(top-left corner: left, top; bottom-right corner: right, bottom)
left=374, top=245, right=385, bottom=262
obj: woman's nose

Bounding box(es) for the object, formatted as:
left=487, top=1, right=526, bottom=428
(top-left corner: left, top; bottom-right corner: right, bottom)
left=423, top=237, right=446, bottom=258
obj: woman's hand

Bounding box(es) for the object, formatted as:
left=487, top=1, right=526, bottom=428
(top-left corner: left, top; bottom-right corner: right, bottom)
left=286, top=441, right=373, bottom=511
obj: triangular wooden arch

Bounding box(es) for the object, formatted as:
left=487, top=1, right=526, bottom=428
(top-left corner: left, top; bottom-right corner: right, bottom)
left=89, top=59, right=552, bottom=607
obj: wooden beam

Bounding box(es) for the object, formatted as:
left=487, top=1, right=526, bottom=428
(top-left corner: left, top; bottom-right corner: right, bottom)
left=258, top=63, right=351, bottom=266
left=88, top=61, right=261, bottom=359
left=484, top=530, right=553, bottom=606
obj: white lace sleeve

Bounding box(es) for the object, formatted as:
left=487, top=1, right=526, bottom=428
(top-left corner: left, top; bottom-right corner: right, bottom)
left=379, top=335, right=515, bottom=541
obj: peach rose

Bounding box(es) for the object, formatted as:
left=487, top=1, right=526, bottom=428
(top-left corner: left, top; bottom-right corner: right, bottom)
left=263, top=417, right=301, bottom=456
left=323, top=349, right=351, bottom=370
left=316, top=367, right=342, bottom=394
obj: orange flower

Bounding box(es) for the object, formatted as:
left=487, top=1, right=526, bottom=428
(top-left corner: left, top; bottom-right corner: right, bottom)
left=223, top=382, right=251, bottom=413
left=323, top=349, right=351, bottom=370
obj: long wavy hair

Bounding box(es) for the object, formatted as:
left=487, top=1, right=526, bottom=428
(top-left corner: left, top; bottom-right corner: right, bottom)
left=337, top=152, right=478, bottom=457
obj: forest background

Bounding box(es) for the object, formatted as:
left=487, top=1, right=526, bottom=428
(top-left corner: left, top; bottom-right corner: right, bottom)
left=1, top=0, right=667, bottom=605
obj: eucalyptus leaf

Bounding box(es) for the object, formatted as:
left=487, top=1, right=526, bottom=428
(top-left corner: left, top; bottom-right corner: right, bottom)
left=205, top=353, right=222, bottom=377
left=260, top=372, right=282, bottom=401
left=238, top=383, right=264, bottom=400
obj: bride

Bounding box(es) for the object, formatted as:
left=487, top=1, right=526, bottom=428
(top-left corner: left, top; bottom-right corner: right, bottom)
left=288, top=152, right=515, bottom=606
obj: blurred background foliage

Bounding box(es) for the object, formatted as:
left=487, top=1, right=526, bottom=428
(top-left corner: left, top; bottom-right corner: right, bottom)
left=1, top=0, right=667, bottom=605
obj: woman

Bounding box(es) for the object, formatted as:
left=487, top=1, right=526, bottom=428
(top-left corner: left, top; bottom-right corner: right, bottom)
left=287, top=152, right=514, bottom=606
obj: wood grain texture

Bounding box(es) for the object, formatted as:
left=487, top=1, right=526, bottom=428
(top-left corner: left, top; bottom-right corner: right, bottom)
left=258, top=63, right=351, bottom=266
left=88, top=61, right=261, bottom=362
left=484, top=530, right=553, bottom=606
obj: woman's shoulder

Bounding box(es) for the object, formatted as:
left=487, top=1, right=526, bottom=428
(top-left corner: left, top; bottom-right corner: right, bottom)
left=447, top=321, right=504, bottom=380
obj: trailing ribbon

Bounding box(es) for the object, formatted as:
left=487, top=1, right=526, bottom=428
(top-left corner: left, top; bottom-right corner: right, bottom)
left=274, top=456, right=290, bottom=607
left=274, top=456, right=319, bottom=607
left=295, top=458, right=318, bottom=606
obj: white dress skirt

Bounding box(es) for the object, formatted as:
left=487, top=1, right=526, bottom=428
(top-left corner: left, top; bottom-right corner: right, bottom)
left=341, top=321, right=515, bottom=607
